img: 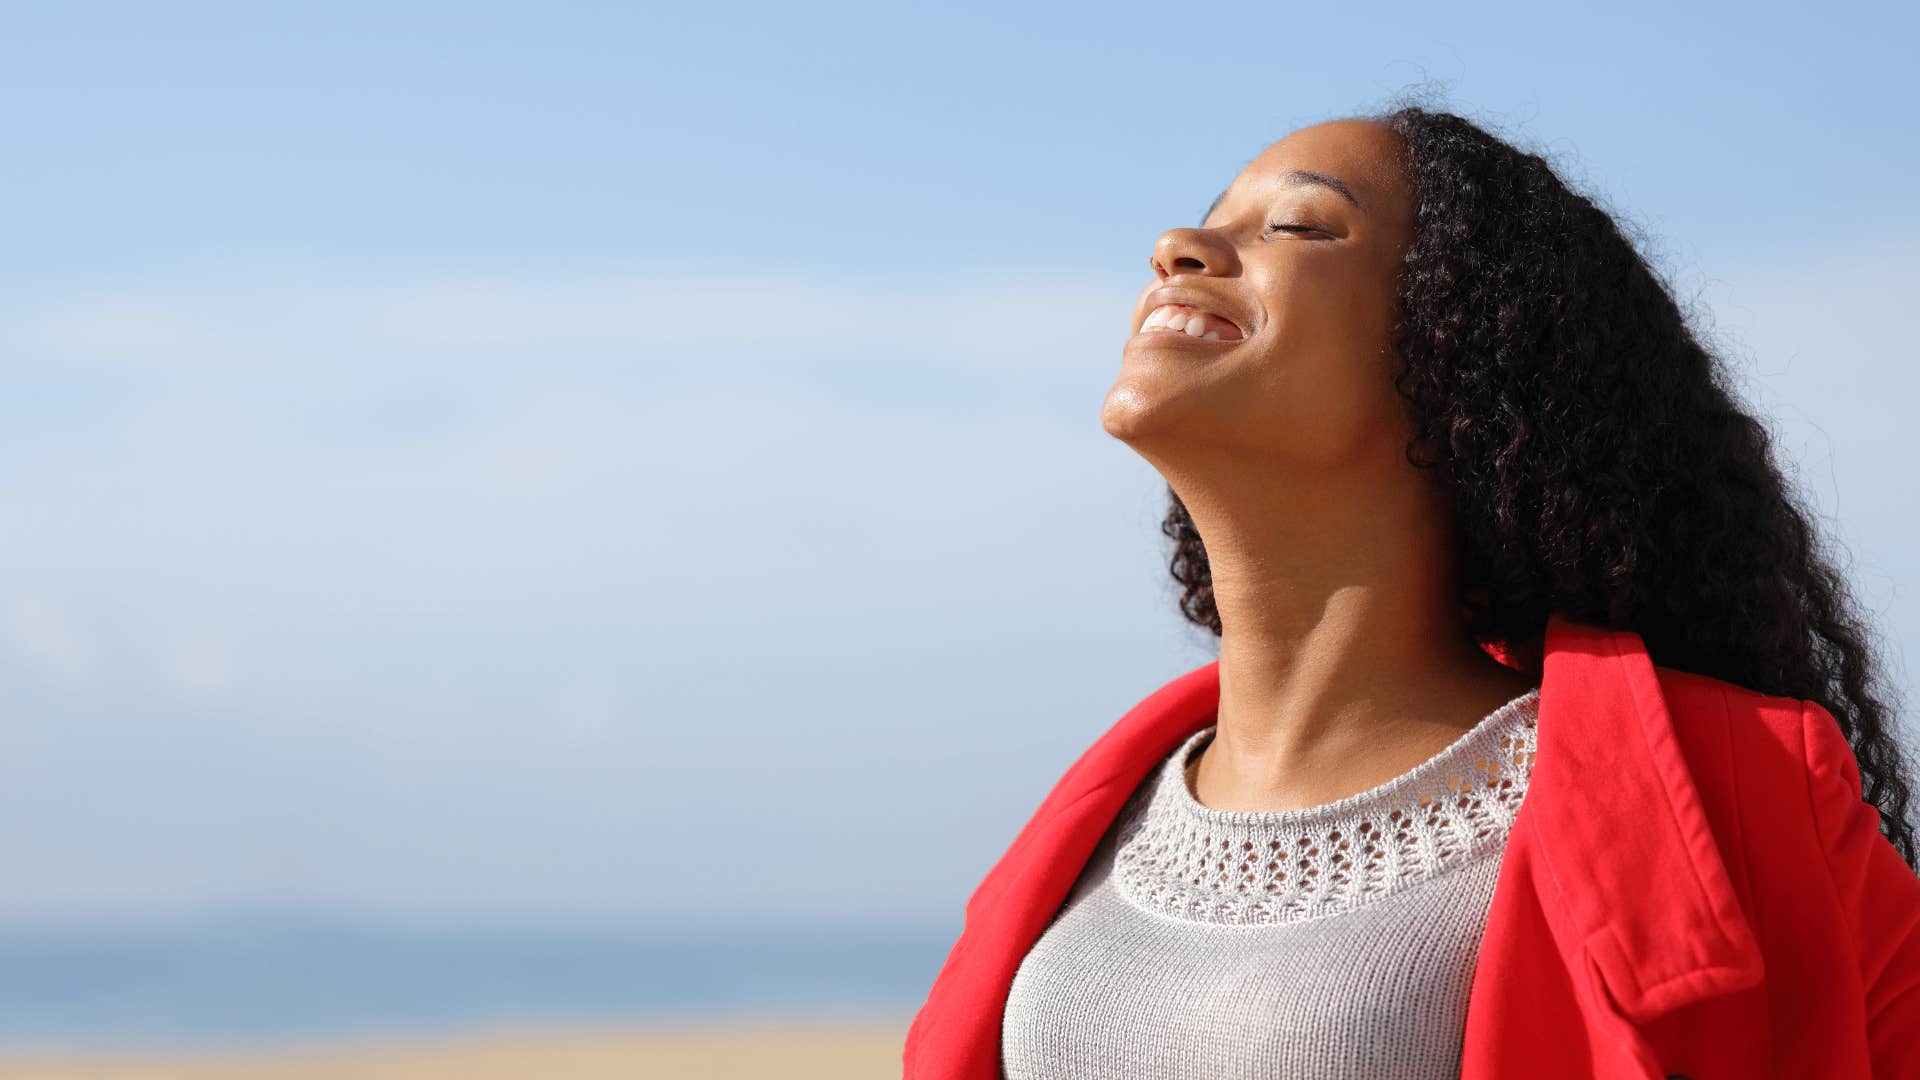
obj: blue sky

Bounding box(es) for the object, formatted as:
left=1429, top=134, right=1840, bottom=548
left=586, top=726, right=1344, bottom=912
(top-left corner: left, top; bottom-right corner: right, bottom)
left=0, top=1, right=1914, bottom=928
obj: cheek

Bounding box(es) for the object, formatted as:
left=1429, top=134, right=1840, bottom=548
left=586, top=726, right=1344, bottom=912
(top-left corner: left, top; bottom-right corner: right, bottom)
left=1236, top=349, right=1399, bottom=469
left=1252, top=250, right=1397, bottom=350
left=1228, top=265, right=1409, bottom=463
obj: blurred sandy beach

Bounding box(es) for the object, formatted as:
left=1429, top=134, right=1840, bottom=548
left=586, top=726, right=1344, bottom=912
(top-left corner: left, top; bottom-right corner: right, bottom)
left=0, top=1015, right=907, bottom=1080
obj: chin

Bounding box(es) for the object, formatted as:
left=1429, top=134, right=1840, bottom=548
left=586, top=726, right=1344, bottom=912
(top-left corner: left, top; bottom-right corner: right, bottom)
left=1099, top=379, right=1193, bottom=446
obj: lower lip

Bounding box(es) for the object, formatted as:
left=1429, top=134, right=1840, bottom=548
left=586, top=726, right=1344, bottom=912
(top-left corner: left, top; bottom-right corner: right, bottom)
left=1129, top=327, right=1242, bottom=346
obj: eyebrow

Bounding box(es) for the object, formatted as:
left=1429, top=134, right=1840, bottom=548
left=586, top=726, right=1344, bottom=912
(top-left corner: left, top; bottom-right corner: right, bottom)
left=1203, top=169, right=1364, bottom=225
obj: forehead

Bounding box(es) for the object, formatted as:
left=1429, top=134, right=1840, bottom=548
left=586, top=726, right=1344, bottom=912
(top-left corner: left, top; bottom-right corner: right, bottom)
left=1207, top=120, right=1409, bottom=224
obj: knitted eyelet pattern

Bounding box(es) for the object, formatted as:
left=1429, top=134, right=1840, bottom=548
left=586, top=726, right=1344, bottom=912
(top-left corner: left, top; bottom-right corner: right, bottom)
left=1110, top=687, right=1540, bottom=926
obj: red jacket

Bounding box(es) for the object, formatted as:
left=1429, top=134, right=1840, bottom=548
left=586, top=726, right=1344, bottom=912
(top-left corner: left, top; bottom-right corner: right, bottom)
left=905, top=611, right=1920, bottom=1078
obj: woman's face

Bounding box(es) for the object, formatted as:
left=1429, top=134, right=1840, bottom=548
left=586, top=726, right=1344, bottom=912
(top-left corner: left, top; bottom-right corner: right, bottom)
left=1103, top=120, right=1419, bottom=477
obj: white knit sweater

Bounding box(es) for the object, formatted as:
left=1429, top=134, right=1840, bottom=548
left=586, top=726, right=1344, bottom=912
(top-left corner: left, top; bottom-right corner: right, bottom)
left=1000, top=685, right=1541, bottom=1079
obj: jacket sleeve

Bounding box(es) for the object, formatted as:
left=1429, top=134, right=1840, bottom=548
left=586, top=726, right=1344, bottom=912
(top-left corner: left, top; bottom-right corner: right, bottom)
left=1803, top=698, right=1920, bottom=1076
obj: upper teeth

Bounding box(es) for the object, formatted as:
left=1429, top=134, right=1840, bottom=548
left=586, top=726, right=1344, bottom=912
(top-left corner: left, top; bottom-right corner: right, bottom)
left=1142, top=304, right=1236, bottom=340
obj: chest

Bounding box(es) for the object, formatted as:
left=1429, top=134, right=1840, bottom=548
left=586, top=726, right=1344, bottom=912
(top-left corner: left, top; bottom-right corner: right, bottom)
left=1003, top=852, right=1509, bottom=1080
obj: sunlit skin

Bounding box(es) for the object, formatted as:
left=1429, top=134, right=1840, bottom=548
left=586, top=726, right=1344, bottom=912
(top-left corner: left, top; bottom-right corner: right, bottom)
left=1102, top=119, right=1540, bottom=813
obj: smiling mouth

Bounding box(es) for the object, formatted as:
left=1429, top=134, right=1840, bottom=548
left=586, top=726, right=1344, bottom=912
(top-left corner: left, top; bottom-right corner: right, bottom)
left=1135, top=303, right=1244, bottom=342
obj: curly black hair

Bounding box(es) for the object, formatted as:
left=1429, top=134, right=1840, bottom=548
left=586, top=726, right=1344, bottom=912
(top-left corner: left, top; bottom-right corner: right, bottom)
left=1158, top=92, right=1918, bottom=870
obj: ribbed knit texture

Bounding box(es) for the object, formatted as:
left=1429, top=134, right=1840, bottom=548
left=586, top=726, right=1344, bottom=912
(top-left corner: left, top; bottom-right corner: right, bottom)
left=1001, top=685, right=1541, bottom=1079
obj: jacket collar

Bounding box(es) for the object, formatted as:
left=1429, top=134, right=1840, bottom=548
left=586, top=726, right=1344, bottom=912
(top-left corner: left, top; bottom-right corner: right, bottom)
left=905, top=612, right=1764, bottom=1076
left=1518, top=611, right=1765, bottom=1020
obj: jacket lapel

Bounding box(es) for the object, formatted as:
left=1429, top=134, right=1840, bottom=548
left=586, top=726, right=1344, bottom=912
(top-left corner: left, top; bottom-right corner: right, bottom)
left=1518, top=611, right=1766, bottom=1022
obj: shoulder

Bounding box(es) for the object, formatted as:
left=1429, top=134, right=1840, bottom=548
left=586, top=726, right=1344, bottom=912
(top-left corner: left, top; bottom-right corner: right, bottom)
left=1652, top=664, right=1813, bottom=767
left=1651, top=665, right=1859, bottom=788
left=1652, top=664, right=1900, bottom=879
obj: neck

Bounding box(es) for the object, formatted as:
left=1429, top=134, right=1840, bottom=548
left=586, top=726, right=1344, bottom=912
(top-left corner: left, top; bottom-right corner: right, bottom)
left=1168, top=457, right=1535, bottom=809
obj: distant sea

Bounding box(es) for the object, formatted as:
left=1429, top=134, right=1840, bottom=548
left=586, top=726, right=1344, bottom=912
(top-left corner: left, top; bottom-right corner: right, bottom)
left=0, top=914, right=952, bottom=1050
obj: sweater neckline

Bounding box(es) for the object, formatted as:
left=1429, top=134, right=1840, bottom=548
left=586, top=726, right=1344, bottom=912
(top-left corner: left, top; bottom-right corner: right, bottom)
left=1172, top=686, right=1542, bottom=826
left=1108, top=685, right=1541, bottom=926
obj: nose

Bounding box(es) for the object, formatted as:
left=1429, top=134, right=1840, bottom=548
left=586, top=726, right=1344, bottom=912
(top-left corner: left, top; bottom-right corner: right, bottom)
left=1149, top=227, right=1237, bottom=279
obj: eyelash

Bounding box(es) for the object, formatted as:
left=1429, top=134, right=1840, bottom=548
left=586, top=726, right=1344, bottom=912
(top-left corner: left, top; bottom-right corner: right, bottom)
left=1267, top=224, right=1321, bottom=235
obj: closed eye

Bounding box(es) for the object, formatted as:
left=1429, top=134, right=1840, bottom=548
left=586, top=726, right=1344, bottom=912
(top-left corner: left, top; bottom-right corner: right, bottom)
left=1266, top=224, right=1323, bottom=235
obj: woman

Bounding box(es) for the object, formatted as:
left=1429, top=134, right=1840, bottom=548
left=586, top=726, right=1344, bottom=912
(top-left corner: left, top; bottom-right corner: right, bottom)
left=904, top=102, right=1920, bottom=1079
